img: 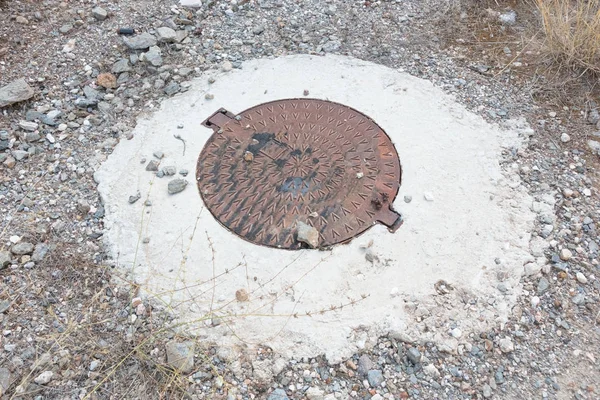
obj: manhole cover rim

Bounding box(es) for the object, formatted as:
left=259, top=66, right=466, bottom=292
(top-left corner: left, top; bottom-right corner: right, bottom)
left=197, top=98, right=403, bottom=250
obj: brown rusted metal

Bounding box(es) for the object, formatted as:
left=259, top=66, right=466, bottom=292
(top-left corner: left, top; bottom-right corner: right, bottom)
left=197, top=99, right=402, bottom=250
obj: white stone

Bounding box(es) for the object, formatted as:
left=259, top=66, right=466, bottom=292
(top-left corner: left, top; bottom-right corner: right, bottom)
left=18, top=120, right=38, bottom=131
left=583, top=188, right=592, bottom=196
left=499, top=337, right=514, bottom=353
left=560, top=133, right=570, bottom=143
left=576, top=272, right=588, bottom=284
left=450, top=328, right=462, bottom=338
left=424, top=192, right=434, bottom=201
left=530, top=296, right=540, bottom=307
left=560, top=248, right=573, bottom=261
left=34, top=371, right=53, bottom=385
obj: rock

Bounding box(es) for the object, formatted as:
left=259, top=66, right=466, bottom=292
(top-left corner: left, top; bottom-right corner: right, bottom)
left=572, top=293, right=585, bottom=305
left=75, top=98, right=98, bottom=109
left=92, top=6, right=108, bottom=20
left=588, top=109, right=600, bottom=125
left=235, top=288, right=249, bottom=302
left=146, top=160, right=160, bottom=171
left=11, top=242, right=34, bottom=255
left=252, top=359, right=273, bottom=384
left=15, top=16, right=28, bottom=24
left=404, top=195, right=412, bottom=203
left=128, top=192, right=141, bottom=204
left=268, top=389, right=289, bottom=400
left=306, top=387, right=324, bottom=400
left=588, top=140, right=600, bottom=153
left=0, top=78, right=35, bottom=108
left=0, top=367, right=11, bottom=394
left=32, top=243, right=50, bottom=262
left=530, top=236, right=549, bottom=257
left=164, top=82, right=180, bottom=95
left=0, top=251, right=10, bottom=268
left=531, top=296, right=540, bottom=307
left=423, top=364, right=440, bottom=378
left=424, top=192, right=434, bottom=201
left=205, top=93, right=214, bottom=100
left=112, top=59, right=131, bottom=74
left=59, top=24, right=74, bottom=34
left=221, top=61, right=233, bottom=72
left=83, top=86, right=100, bottom=101
left=157, top=27, right=177, bottom=43
left=499, top=10, right=517, bottom=25
left=367, top=370, right=384, bottom=387
left=142, top=46, right=163, bottom=67
left=537, top=277, right=550, bottom=295
left=560, top=133, right=570, bottom=143
left=524, top=262, right=541, bottom=276
left=34, top=371, right=53, bottom=385
left=253, top=25, right=265, bottom=35
left=499, top=337, right=514, bottom=353
left=162, top=166, right=176, bottom=176
left=407, top=347, right=422, bottom=364
left=89, top=360, right=100, bottom=371
left=560, top=248, right=572, bottom=261
left=168, top=179, right=188, bottom=194
left=482, top=384, right=492, bottom=398
left=12, top=150, right=28, bottom=161
left=296, top=221, right=319, bottom=248
left=123, top=32, right=157, bottom=50
left=576, top=272, right=588, bottom=284
left=0, top=300, right=10, bottom=313
left=19, top=120, right=38, bottom=132
left=165, top=341, right=194, bottom=373
left=450, top=327, right=462, bottom=338
left=97, top=73, right=117, bottom=89
left=357, top=354, right=374, bottom=376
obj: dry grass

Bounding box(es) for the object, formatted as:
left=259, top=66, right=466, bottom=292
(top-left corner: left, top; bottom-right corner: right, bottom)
left=536, top=0, right=600, bottom=73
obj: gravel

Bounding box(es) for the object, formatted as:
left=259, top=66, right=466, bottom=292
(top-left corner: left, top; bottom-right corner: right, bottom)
left=0, top=0, right=599, bottom=398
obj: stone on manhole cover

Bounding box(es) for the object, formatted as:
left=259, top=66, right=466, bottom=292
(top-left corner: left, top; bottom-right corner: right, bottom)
left=197, top=99, right=402, bottom=249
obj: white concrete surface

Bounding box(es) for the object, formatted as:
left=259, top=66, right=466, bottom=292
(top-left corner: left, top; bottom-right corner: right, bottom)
left=95, top=55, right=535, bottom=363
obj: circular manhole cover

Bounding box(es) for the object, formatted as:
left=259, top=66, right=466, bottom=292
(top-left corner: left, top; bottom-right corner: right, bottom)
left=197, top=99, right=402, bottom=249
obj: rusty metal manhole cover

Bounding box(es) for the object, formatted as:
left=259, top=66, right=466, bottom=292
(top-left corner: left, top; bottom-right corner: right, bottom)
left=197, top=99, right=402, bottom=249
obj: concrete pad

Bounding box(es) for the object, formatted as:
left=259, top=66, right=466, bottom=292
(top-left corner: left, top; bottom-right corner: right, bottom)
left=95, top=55, right=535, bottom=363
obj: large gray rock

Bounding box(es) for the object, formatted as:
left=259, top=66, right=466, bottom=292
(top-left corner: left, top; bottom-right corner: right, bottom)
left=142, top=46, right=162, bottom=67
left=267, top=389, right=289, bottom=400
left=168, top=178, right=187, bottom=194
left=0, top=78, right=34, bottom=108
left=165, top=340, right=194, bottom=372
left=11, top=242, right=34, bottom=255
left=0, top=251, right=10, bottom=268
left=156, top=27, right=177, bottom=43
left=123, top=32, right=157, bottom=50
left=112, top=59, right=132, bottom=74
left=92, top=6, right=108, bottom=20
left=296, top=221, right=319, bottom=248
left=0, top=367, right=12, bottom=394
left=32, top=243, right=50, bottom=262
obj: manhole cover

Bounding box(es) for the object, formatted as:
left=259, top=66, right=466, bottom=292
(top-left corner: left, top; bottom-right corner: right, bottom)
left=197, top=99, right=402, bottom=249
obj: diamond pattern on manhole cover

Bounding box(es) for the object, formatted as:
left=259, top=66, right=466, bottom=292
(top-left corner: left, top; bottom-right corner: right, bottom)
left=197, top=99, right=402, bottom=249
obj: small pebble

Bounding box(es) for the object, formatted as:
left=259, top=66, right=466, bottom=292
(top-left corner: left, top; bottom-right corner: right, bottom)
left=576, top=272, right=588, bottom=284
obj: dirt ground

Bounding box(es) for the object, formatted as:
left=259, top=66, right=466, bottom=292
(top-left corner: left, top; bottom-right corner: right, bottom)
left=1, top=0, right=600, bottom=399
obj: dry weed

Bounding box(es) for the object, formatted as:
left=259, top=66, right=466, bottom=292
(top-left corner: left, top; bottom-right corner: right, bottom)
left=536, top=0, right=600, bottom=73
